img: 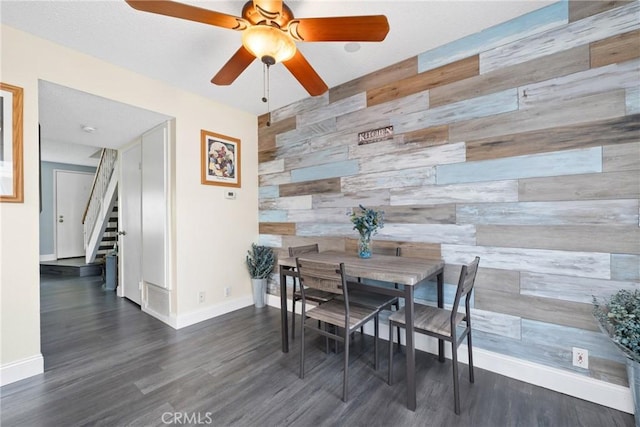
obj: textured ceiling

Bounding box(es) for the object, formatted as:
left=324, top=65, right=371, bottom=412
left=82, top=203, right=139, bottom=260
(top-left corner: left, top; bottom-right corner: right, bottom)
left=1, top=0, right=553, bottom=165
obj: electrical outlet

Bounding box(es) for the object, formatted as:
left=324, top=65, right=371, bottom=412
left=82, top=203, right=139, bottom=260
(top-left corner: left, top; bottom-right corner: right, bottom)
left=572, top=347, right=589, bottom=369
left=224, top=287, right=231, bottom=297
left=198, top=291, right=206, bottom=304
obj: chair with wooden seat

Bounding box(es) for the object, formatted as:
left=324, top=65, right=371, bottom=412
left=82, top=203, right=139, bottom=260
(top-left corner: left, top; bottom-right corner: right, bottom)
left=296, top=257, right=380, bottom=402
left=387, top=256, right=480, bottom=414
left=288, top=244, right=334, bottom=340
left=344, top=246, right=402, bottom=354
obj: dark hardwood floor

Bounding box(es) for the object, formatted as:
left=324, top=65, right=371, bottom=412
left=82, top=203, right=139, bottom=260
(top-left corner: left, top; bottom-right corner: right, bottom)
left=0, top=274, right=634, bottom=426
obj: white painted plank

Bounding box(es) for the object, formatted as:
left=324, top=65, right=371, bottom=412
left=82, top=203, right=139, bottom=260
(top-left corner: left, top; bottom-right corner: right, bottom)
left=456, top=199, right=639, bottom=226
left=521, top=271, right=640, bottom=304
left=471, top=308, right=522, bottom=340
left=259, top=195, right=312, bottom=210
left=441, top=244, right=611, bottom=279
left=359, top=142, right=466, bottom=174
left=627, top=86, right=640, bottom=115
left=276, top=117, right=337, bottom=148
left=258, top=234, right=283, bottom=248
left=342, top=166, right=436, bottom=193
left=391, top=180, right=518, bottom=206
left=259, top=171, right=291, bottom=186
left=287, top=207, right=349, bottom=223
left=270, top=93, right=329, bottom=123
left=284, top=145, right=348, bottom=171
left=258, top=159, right=285, bottom=176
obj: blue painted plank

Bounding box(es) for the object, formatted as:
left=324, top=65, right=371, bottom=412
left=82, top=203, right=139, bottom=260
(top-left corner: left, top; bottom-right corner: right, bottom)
left=259, top=210, right=287, bottom=222
left=259, top=185, right=279, bottom=199
left=418, top=1, right=568, bottom=73
left=436, top=147, right=602, bottom=185
left=291, top=160, right=360, bottom=183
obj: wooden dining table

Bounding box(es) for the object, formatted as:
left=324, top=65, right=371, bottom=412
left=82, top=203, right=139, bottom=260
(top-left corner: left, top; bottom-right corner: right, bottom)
left=278, top=250, right=445, bottom=411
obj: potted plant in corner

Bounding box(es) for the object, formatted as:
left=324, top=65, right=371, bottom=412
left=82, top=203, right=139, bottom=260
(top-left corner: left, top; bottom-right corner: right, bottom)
left=349, top=205, right=384, bottom=258
left=246, top=243, right=275, bottom=308
left=593, top=289, right=640, bottom=425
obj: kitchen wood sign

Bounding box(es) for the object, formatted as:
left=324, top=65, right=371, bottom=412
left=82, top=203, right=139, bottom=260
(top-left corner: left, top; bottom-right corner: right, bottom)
left=357, top=125, right=393, bottom=145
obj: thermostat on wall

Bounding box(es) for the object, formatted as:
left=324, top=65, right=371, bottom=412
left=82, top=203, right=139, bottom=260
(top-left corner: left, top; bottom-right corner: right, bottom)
left=224, top=190, right=237, bottom=200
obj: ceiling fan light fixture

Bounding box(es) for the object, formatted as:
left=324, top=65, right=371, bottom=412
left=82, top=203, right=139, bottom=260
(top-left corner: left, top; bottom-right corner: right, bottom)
left=242, top=25, right=296, bottom=65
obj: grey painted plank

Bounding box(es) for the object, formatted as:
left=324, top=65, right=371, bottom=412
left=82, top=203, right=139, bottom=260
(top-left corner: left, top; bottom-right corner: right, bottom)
left=270, top=93, right=329, bottom=123
left=518, top=171, right=640, bottom=201
left=476, top=224, right=640, bottom=254
left=258, top=195, right=313, bottom=210
left=481, top=2, right=640, bottom=73
left=603, top=142, right=640, bottom=172
left=449, top=90, right=627, bottom=142
left=312, top=189, right=391, bottom=209
left=258, top=159, right=285, bottom=175
left=284, top=145, right=349, bottom=171
left=611, top=254, right=640, bottom=281
left=376, top=223, right=476, bottom=245
left=519, top=59, right=640, bottom=109
left=297, top=92, right=366, bottom=128
left=276, top=117, right=337, bottom=148
left=391, top=89, right=518, bottom=134
left=290, top=160, right=360, bottom=183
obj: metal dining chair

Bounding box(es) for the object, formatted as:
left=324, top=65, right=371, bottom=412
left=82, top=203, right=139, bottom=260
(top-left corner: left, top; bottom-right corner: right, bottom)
left=288, top=244, right=334, bottom=340
left=344, top=246, right=402, bottom=356
left=387, top=256, right=480, bottom=414
left=296, top=257, right=380, bottom=402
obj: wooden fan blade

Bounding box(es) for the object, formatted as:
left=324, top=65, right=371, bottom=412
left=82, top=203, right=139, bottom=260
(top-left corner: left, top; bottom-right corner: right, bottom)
left=289, top=16, right=389, bottom=41
left=125, top=0, right=248, bottom=30
left=211, top=46, right=256, bottom=86
left=253, top=0, right=283, bottom=20
left=283, top=51, right=328, bottom=96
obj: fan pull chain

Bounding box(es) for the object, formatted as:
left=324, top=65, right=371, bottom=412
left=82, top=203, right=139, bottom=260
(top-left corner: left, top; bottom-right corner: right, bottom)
left=262, top=63, right=271, bottom=127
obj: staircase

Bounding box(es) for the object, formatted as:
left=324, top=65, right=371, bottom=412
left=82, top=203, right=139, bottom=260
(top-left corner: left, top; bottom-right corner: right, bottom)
left=83, top=148, right=118, bottom=264
left=95, top=205, right=118, bottom=261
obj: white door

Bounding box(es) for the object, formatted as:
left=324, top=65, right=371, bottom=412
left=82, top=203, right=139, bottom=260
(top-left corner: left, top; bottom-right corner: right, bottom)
left=55, top=170, right=93, bottom=259
left=120, top=142, right=142, bottom=305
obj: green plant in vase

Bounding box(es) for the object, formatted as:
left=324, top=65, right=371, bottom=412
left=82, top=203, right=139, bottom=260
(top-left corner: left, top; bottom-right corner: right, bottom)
left=349, top=205, right=384, bottom=258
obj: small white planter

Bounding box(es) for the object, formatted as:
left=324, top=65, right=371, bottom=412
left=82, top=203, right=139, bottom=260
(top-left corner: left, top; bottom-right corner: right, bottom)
left=251, top=278, right=267, bottom=308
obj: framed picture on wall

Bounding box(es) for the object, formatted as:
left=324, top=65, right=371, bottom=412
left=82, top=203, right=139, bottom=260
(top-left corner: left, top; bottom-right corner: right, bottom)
left=201, top=129, right=241, bottom=188
left=0, top=82, right=24, bottom=203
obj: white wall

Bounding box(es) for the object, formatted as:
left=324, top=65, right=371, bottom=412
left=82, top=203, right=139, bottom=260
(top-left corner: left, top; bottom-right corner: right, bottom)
left=0, top=24, right=259, bottom=384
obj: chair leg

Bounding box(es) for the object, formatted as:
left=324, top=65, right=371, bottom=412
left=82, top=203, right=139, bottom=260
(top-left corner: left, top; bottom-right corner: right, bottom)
left=394, top=300, right=402, bottom=350
left=388, top=321, right=394, bottom=385
left=291, top=297, right=296, bottom=340
left=467, top=330, right=475, bottom=384
left=299, top=316, right=305, bottom=379
left=374, top=315, right=379, bottom=371
left=451, top=343, right=460, bottom=415
left=343, top=327, right=350, bottom=402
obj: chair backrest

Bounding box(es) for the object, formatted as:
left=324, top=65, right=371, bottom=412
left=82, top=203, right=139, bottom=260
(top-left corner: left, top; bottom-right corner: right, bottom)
left=289, top=243, right=319, bottom=257
left=373, top=246, right=401, bottom=257
left=295, top=258, right=346, bottom=296
left=451, top=257, right=480, bottom=316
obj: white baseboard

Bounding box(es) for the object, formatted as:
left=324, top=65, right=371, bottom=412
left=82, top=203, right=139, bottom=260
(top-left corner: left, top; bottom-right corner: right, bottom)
left=0, top=354, right=44, bottom=386
left=39, top=254, right=56, bottom=262
left=267, top=295, right=634, bottom=414
left=173, top=295, right=254, bottom=330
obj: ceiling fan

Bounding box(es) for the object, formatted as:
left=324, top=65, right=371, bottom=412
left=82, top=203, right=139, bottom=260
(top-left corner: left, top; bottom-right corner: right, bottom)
left=125, top=0, right=390, bottom=96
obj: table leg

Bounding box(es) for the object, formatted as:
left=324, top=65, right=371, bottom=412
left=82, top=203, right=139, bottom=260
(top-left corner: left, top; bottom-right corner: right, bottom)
left=405, top=285, right=416, bottom=411
left=280, top=265, right=289, bottom=353
left=437, top=270, right=445, bottom=362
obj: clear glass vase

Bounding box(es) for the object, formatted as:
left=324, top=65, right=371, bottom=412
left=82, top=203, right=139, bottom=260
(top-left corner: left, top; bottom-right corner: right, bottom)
left=358, top=234, right=372, bottom=258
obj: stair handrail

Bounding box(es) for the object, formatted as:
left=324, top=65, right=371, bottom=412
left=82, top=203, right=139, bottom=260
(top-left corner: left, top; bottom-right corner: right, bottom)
left=83, top=148, right=118, bottom=249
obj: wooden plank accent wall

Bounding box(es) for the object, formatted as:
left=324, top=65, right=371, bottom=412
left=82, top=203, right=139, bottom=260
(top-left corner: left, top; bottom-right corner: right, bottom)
left=257, top=0, right=640, bottom=388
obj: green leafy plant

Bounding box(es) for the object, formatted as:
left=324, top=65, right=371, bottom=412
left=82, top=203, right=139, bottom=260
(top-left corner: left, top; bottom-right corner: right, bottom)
left=246, top=244, right=275, bottom=279
left=349, top=205, right=384, bottom=239
left=593, top=289, right=640, bottom=363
